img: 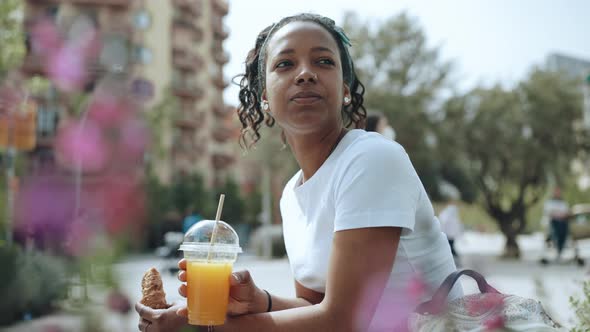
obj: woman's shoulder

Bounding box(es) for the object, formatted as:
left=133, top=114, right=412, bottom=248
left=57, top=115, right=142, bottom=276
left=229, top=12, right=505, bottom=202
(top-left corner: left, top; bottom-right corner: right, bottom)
left=341, top=130, right=408, bottom=162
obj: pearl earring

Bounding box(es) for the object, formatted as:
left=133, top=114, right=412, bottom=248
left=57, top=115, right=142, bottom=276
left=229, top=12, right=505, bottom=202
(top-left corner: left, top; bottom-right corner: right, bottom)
left=261, top=100, right=269, bottom=111
left=344, top=96, right=351, bottom=104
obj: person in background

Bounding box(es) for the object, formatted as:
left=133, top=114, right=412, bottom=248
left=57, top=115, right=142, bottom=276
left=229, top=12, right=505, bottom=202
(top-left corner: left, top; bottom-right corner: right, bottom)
left=543, top=187, right=570, bottom=262
left=365, top=111, right=396, bottom=141
left=438, top=199, right=464, bottom=263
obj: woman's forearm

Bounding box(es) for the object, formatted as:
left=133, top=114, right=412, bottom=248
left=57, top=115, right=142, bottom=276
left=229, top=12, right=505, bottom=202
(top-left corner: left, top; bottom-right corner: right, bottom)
left=224, top=303, right=353, bottom=332
left=250, top=288, right=313, bottom=313
left=268, top=293, right=314, bottom=311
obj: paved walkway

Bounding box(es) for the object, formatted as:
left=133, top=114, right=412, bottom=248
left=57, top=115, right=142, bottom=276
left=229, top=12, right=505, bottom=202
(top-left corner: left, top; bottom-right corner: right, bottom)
left=2, top=231, right=588, bottom=331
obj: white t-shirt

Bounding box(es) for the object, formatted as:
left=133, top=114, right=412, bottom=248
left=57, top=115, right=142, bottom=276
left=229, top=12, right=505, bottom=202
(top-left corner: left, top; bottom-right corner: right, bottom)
left=543, top=199, right=569, bottom=221
left=280, top=130, right=461, bottom=328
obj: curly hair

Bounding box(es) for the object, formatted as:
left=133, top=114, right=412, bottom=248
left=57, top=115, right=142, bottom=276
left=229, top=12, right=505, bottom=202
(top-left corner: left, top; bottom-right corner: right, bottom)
left=235, top=13, right=366, bottom=148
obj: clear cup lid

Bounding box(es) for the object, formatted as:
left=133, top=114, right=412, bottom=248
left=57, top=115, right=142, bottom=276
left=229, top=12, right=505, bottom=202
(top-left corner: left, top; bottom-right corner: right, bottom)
left=179, top=220, right=242, bottom=254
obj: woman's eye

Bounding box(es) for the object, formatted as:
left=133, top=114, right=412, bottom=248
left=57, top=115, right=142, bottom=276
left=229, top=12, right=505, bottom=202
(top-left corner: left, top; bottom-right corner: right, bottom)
left=318, top=58, right=335, bottom=65
left=275, top=60, right=292, bottom=68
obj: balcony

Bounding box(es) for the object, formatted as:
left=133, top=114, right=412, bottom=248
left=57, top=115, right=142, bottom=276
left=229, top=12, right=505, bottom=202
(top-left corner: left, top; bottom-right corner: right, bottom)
left=211, top=153, right=235, bottom=170
left=213, top=28, right=229, bottom=41
left=173, top=148, right=194, bottom=165
left=174, top=118, right=198, bottom=130
left=213, top=104, right=234, bottom=118
left=172, top=16, right=200, bottom=31
left=172, top=84, right=204, bottom=100
left=172, top=5, right=201, bottom=27
left=176, top=110, right=205, bottom=130
left=211, top=129, right=234, bottom=143
left=101, top=12, right=132, bottom=35
left=172, top=49, right=204, bottom=72
left=172, top=0, right=202, bottom=17
left=172, top=130, right=195, bottom=150
left=212, top=20, right=229, bottom=40
left=189, top=111, right=206, bottom=129
left=172, top=23, right=204, bottom=47
left=171, top=75, right=204, bottom=100
left=211, top=40, right=229, bottom=65
left=212, top=0, right=229, bottom=16
left=214, top=51, right=229, bottom=65
left=212, top=75, right=228, bottom=90
left=197, top=142, right=206, bottom=155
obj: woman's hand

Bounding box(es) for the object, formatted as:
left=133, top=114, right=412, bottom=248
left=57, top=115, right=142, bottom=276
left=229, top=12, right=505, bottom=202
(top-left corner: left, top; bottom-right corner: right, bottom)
left=135, top=301, right=187, bottom=332
left=177, top=258, right=269, bottom=317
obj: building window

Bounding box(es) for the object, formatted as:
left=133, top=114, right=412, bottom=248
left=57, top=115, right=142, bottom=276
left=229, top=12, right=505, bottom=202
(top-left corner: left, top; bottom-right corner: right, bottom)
left=133, top=9, right=151, bottom=30
left=132, top=45, right=153, bottom=64
left=100, top=34, right=129, bottom=73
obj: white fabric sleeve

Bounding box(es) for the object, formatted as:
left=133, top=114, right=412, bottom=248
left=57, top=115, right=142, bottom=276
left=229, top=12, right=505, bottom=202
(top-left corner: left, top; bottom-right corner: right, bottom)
left=333, top=141, right=420, bottom=234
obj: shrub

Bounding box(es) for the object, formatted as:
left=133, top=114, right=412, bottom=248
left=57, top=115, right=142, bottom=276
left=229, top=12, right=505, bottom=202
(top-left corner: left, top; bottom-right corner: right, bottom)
left=570, top=279, right=590, bottom=332
left=0, top=245, right=68, bottom=326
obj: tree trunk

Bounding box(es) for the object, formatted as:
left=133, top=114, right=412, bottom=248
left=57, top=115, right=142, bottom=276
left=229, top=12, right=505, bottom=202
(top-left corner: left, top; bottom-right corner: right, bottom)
left=500, top=226, right=521, bottom=259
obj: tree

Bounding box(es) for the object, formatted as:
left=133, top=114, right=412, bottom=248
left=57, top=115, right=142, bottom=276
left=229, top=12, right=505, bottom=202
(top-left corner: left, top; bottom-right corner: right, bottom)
left=438, top=69, right=585, bottom=257
left=342, top=12, right=468, bottom=200
left=212, top=177, right=245, bottom=224
left=171, top=173, right=213, bottom=218
left=0, top=0, right=25, bottom=79
left=242, top=125, right=298, bottom=224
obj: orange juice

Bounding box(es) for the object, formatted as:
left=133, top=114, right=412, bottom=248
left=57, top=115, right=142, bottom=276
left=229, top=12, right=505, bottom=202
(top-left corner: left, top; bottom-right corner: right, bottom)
left=187, top=260, right=233, bottom=326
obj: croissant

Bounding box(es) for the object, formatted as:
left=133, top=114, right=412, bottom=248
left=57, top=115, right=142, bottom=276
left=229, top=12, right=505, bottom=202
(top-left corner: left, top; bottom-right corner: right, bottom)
left=140, top=267, right=168, bottom=309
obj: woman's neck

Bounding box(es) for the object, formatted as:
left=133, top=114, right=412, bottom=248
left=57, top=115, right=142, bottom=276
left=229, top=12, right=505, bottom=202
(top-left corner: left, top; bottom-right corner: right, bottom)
left=286, top=127, right=347, bottom=183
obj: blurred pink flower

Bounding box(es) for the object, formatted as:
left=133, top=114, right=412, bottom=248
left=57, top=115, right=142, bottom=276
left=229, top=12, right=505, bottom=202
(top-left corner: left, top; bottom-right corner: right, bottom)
left=75, top=28, right=102, bottom=59
left=484, top=315, right=505, bottom=330
left=30, top=19, right=62, bottom=54
left=14, top=176, right=75, bottom=248
left=47, top=45, right=87, bottom=92
left=406, top=274, right=429, bottom=300
left=64, top=215, right=96, bottom=257
left=99, top=176, right=145, bottom=235
left=354, top=273, right=428, bottom=331
left=42, top=324, right=64, bottom=332
left=87, top=95, right=130, bottom=128
left=466, top=293, right=505, bottom=316
left=107, top=289, right=132, bottom=314
left=118, top=118, right=149, bottom=162
left=56, top=119, right=110, bottom=172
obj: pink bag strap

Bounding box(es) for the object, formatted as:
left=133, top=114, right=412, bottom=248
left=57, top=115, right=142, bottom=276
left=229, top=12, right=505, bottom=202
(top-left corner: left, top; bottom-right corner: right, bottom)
left=415, top=269, right=501, bottom=315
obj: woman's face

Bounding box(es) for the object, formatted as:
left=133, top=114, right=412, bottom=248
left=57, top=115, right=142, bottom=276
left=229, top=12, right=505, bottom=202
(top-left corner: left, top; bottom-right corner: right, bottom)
left=263, top=21, right=349, bottom=135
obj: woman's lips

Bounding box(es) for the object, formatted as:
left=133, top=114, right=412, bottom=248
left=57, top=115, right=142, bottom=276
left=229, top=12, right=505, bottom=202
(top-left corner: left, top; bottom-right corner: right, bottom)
left=292, top=96, right=322, bottom=105
left=291, top=91, right=322, bottom=105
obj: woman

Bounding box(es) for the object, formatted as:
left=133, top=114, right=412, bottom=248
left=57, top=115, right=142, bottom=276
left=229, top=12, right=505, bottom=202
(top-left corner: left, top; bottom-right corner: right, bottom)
left=136, top=13, right=461, bottom=331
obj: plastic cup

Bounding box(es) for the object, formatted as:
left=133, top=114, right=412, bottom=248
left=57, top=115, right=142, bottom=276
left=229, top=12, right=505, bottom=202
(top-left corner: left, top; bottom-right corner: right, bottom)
left=179, top=220, right=242, bottom=326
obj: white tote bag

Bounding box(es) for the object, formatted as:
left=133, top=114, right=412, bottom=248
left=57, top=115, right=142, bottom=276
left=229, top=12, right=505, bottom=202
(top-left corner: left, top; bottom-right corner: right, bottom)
left=408, top=269, right=565, bottom=332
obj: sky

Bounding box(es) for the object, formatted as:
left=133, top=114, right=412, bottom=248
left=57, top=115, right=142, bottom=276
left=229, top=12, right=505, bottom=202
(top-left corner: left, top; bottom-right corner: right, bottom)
left=222, top=0, right=590, bottom=105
